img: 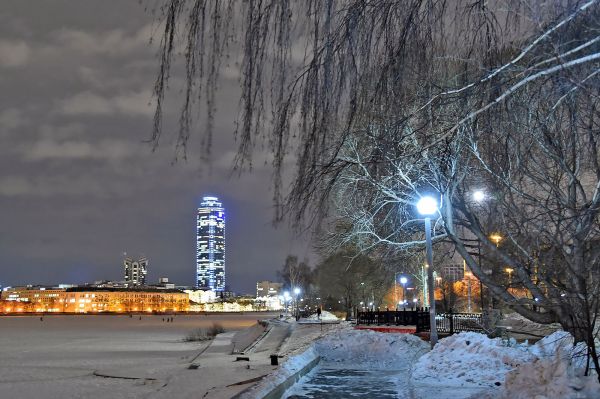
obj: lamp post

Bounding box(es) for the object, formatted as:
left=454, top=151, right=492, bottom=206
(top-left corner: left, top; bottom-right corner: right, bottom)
left=417, top=195, right=439, bottom=348
left=400, top=277, right=408, bottom=307
left=505, top=268, right=514, bottom=285
left=294, top=287, right=301, bottom=319
left=394, top=272, right=398, bottom=309
left=283, top=291, right=290, bottom=317
left=360, top=282, right=365, bottom=306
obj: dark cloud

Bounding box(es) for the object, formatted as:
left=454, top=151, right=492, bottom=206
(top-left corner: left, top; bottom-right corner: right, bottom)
left=0, top=1, right=315, bottom=293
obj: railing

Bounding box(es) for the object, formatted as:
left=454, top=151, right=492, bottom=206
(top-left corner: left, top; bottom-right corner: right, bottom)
left=357, top=308, right=428, bottom=330
left=435, top=313, right=484, bottom=334
left=356, top=310, right=483, bottom=334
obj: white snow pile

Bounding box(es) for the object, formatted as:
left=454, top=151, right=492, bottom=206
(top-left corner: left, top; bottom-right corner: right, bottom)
left=413, top=331, right=536, bottom=388
left=315, top=328, right=429, bottom=369
left=305, top=310, right=339, bottom=321
left=491, top=355, right=600, bottom=399
left=413, top=331, right=600, bottom=398
left=530, top=331, right=589, bottom=369
left=489, top=331, right=600, bottom=399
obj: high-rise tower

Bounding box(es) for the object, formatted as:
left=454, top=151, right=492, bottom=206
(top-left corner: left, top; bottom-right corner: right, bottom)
left=124, top=256, right=148, bottom=286
left=196, top=196, right=225, bottom=291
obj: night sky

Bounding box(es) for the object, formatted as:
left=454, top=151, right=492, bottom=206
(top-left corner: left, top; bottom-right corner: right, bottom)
left=0, top=1, right=314, bottom=293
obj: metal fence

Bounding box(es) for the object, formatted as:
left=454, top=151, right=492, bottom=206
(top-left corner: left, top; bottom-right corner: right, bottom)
left=356, top=310, right=483, bottom=335
left=357, top=309, right=428, bottom=328
left=434, top=313, right=484, bottom=334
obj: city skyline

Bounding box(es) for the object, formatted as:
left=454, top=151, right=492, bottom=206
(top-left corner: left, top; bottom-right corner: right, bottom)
left=0, top=1, right=315, bottom=294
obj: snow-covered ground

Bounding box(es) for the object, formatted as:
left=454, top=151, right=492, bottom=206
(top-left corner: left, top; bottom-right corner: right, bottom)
left=413, top=331, right=536, bottom=389
left=4, top=314, right=598, bottom=398
left=0, top=314, right=276, bottom=398
left=250, top=323, right=599, bottom=399
left=414, top=330, right=599, bottom=398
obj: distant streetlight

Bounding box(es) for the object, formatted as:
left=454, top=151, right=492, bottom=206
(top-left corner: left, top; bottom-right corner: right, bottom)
left=293, top=288, right=301, bottom=319
left=490, top=234, right=503, bottom=247
left=360, top=282, right=365, bottom=306
left=417, top=195, right=439, bottom=348
left=400, top=277, right=408, bottom=306
left=505, top=268, right=514, bottom=285
left=473, top=190, right=486, bottom=202
left=283, top=291, right=291, bottom=317
left=471, top=189, right=489, bottom=311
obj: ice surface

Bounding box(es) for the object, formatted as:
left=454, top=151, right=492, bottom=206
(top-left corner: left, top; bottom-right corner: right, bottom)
left=0, top=313, right=275, bottom=399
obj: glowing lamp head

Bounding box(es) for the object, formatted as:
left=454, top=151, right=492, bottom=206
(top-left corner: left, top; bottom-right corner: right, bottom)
left=283, top=291, right=290, bottom=299
left=399, top=277, right=408, bottom=285
left=416, top=196, right=438, bottom=215
left=473, top=190, right=485, bottom=202
left=490, top=234, right=503, bottom=244
left=294, top=287, right=301, bottom=295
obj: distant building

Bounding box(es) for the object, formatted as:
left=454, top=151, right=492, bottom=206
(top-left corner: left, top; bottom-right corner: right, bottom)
left=196, top=196, right=225, bottom=291
left=1, top=286, right=188, bottom=313
left=255, top=281, right=284, bottom=311
left=256, top=281, right=283, bottom=298
left=89, top=280, right=128, bottom=288
left=185, top=289, right=217, bottom=304
left=154, top=277, right=175, bottom=289
left=124, top=257, right=148, bottom=286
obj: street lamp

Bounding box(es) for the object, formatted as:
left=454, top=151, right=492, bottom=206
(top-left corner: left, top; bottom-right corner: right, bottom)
left=472, top=190, right=486, bottom=202
left=472, top=190, right=490, bottom=311
left=416, top=195, right=439, bottom=348
left=490, top=234, right=503, bottom=247
left=505, top=268, right=514, bottom=285
left=360, top=282, right=365, bottom=306
left=399, top=277, right=408, bottom=307
left=293, top=287, right=301, bottom=319
left=283, top=291, right=290, bottom=317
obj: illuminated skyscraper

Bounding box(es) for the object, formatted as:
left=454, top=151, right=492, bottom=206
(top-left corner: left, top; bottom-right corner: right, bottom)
left=196, top=196, right=226, bottom=291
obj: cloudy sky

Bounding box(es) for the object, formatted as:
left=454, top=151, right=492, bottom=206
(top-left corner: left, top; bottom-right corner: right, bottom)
left=0, top=1, right=314, bottom=293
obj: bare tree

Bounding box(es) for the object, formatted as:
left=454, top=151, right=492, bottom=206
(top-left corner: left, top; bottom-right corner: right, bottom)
left=151, top=0, right=600, bottom=376
left=278, top=255, right=313, bottom=292
left=314, top=248, right=393, bottom=318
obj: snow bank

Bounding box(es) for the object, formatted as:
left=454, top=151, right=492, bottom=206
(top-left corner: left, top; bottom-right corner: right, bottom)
left=413, top=330, right=599, bottom=398
left=413, top=332, right=535, bottom=388
left=316, top=328, right=429, bottom=369
left=501, top=312, right=560, bottom=336
left=531, top=331, right=589, bottom=370
left=238, top=346, right=319, bottom=399
left=489, top=331, right=600, bottom=399
left=305, top=310, right=339, bottom=321
left=493, top=354, right=600, bottom=399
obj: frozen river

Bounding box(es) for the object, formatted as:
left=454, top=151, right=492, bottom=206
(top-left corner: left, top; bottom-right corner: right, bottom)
left=0, top=313, right=277, bottom=398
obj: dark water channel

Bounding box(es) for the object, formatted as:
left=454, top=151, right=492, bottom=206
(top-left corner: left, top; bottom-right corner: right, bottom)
left=284, top=365, right=411, bottom=399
